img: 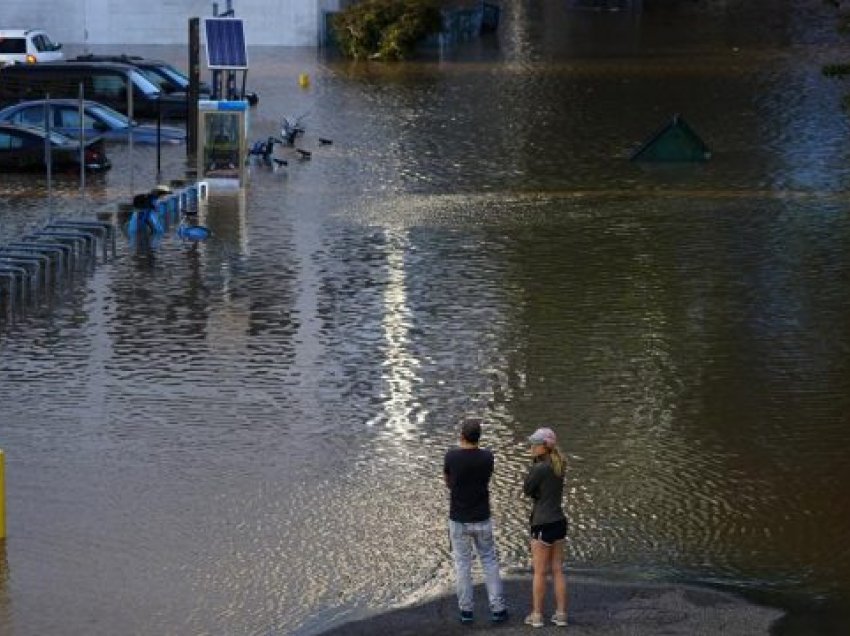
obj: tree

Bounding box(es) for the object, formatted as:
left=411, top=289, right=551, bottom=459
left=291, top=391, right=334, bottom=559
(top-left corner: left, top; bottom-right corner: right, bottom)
left=332, top=0, right=443, bottom=61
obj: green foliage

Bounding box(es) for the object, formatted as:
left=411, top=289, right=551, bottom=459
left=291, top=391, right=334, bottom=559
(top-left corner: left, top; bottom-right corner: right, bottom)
left=331, top=0, right=443, bottom=60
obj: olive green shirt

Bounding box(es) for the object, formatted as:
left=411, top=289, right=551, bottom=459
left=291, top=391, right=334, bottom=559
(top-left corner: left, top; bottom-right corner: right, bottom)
left=523, top=456, right=565, bottom=526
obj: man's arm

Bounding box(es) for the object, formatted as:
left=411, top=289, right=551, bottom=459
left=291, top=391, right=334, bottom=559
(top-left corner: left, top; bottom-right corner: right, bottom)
left=443, top=452, right=451, bottom=488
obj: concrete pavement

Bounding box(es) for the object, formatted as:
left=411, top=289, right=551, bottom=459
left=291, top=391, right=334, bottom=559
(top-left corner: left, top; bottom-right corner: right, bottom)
left=316, top=574, right=784, bottom=635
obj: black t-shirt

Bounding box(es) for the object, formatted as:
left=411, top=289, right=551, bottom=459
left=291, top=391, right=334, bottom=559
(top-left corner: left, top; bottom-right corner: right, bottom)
left=443, top=447, right=494, bottom=523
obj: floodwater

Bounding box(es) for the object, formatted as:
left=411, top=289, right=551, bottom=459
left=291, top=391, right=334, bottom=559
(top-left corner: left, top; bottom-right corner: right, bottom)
left=2, top=1, right=850, bottom=634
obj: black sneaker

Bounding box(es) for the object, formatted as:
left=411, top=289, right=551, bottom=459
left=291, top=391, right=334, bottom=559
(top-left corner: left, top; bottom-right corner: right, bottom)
left=491, top=609, right=509, bottom=623
left=459, top=610, right=474, bottom=624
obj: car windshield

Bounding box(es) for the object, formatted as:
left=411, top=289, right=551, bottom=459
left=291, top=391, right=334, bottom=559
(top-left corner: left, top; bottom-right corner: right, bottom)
left=40, top=33, right=59, bottom=51
left=158, top=65, right=189, bottom=89
left=138, top=68, right=171, bottom=91
left=89, top=103, right=130, bottom=128
left=129, top=70, right=161, bottom=97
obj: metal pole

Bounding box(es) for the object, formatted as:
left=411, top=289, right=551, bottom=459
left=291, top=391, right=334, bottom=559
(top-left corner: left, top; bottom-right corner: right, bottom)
left=127, top=72, right=134, bottom=191
left=156, top=96, right=162, bottom=181
left=0, top=449, right=5, bottom=539
left=212, top=2, right=219, bottom=99
left=79, top=82, right=86, bottom=199
left=188, top=17, right=200, bottom=162
left=44, top=95, right=52, bottom=197
left=0, top=275, right=14, bottom=323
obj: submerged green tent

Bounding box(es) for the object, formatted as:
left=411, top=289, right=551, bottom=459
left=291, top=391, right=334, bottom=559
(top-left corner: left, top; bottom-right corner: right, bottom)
left=631, top=114, right=711, bottom=162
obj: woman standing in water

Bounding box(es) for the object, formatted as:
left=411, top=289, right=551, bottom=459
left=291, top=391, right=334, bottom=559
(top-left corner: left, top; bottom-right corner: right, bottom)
left=523, top=427, right=568, bottom=628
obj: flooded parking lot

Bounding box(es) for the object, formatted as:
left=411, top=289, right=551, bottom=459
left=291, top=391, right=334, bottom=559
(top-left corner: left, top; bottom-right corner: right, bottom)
left=2, top=1, right=850, bottom=633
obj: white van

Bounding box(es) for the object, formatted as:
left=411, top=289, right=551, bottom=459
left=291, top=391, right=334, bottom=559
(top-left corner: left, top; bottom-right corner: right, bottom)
left=0, top=29, right=63, bottom=67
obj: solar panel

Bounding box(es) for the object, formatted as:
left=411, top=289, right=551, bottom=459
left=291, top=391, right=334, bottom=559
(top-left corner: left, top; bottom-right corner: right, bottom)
left=204, top=18, right=248, bottom=70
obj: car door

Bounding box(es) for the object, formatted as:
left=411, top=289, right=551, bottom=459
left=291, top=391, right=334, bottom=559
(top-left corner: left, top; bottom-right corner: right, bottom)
left=55, top=105, right=99, bottom=139
left=0, top=129, right=35, bottom=170
left=90, top=72, right=128, bottom=112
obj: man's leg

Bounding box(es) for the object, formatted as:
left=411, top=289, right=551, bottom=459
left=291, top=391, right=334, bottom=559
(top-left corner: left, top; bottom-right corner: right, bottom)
left=449, top=520, right=475, bottom=612
left=472, top=519, right=506, bottom=613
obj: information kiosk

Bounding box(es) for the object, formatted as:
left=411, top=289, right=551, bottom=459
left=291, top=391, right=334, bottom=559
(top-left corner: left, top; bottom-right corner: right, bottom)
left=197, top=99, right=249, bottom=187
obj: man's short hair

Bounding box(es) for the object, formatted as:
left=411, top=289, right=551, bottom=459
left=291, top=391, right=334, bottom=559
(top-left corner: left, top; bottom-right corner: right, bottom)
left=461, top=418, right=482, bottom=444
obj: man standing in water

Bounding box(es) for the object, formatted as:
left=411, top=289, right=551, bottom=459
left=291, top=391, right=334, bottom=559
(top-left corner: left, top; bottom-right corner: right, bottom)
left=443, top=418, right=508, bottom=624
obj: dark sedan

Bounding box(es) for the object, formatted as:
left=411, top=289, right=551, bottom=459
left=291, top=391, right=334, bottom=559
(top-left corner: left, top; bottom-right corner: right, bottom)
left=0, top=99, right=185, bottom=144
left=0, top=123, right=110, bottom=172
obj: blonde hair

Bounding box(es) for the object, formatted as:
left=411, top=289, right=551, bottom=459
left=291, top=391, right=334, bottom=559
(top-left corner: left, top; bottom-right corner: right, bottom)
left=548, top=446, right=565, bottom=478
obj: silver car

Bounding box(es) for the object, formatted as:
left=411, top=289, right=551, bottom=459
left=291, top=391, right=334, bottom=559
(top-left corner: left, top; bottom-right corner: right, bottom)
left=0, top=99, right=185, bottom=144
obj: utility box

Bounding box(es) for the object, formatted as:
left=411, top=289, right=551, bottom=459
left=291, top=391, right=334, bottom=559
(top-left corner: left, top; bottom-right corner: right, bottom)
left=197, top=100, right=249, bottom=186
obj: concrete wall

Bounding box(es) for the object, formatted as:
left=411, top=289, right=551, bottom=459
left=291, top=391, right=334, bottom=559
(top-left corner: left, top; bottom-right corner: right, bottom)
left=0, top=0, right=332, bottom=46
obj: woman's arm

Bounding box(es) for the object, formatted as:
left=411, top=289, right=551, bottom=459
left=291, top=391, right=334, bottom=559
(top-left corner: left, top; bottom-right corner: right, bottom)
left=523, top=462, right=544, bottom=498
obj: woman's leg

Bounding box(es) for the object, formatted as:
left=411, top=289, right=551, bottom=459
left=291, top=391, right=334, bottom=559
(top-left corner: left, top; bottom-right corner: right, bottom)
left=550, top=539, right=568, bottom=615
left=531, top=540, right=551, bottom=616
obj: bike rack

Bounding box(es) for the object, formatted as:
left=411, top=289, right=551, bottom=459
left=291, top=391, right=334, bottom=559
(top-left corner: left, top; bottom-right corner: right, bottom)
left=29, top=231, right=91, bottom=262
left=0, top=268, right=20, bottom=322
left=0, top=264, right=30, bottom=306
left=0, top=225, right=109, bottom=324
left=42, top=227, right=98, bottom=259
left=47, top=221, right=115, bottom=262
left=1, top=182, right=208, bottom=326
left=0, top=251, right=51, bottom=290
left=7, top=242, right=69, bottom=279
left=0, top=256, right=42, bottom=298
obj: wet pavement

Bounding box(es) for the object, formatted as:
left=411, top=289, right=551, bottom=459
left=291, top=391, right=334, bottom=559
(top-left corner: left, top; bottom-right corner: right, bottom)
left=315, top=575, right=784, bottom=636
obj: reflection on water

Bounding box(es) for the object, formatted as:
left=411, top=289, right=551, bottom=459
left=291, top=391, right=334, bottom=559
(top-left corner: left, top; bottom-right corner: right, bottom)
left=2, top=1, right=850, bottom=634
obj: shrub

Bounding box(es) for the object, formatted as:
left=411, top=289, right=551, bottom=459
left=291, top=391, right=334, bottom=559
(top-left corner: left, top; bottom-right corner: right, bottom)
left=332, top=0, right=443, bottom=60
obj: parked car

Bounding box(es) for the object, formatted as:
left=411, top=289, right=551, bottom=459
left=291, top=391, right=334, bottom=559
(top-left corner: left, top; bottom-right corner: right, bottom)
left=0, top=99, right=185, bottom=144
left=0, top=61, right=187, bottom=119
left=0, top=123, right=110, bottom=172
left=72, top=54, right=212, bottom=96
left=0, top=29, right=63, bottom=67
left=70, top=54, right=258, bottom=105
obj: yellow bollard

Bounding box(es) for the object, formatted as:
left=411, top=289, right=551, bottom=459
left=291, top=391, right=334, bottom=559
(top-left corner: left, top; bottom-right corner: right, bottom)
left=298, top=73, right=310, bottom=89
left=0, top=449, right=5, bottom=539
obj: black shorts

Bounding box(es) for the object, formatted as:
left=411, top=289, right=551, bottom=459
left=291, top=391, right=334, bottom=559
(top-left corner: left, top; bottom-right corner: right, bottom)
left=530, top=518, right=567, bottom=545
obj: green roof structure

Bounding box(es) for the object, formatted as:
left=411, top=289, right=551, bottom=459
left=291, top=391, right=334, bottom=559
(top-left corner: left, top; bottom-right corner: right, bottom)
left=631, top=114, right=712, bottom=162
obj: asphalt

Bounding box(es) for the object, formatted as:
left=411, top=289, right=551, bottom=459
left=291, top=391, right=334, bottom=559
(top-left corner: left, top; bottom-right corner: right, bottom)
left=315, top=574, right=784, bottom=635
